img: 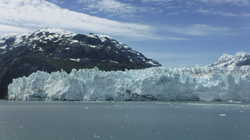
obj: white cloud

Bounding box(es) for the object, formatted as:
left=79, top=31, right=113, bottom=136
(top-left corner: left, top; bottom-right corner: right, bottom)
left=78, top=0, right=138, bottom=16
left=0, top=0, right=160, bottom=40
left=165, top=36, right=189, bottom=41
left=0, top=0, right=238, bottom=41
left=197, top=8, right=250, bottom=17
left=56, top=0, right=250, bottom=19
left=140, top=0, right=172, bottom=2
left=0, top=24, right=31, bottom=34
left=140, top=0, right=250, bottom=17
left=199, top=0, right=250, bottom=5
left=164, top=24, right=234, bottom=36
left=141, top=0, right=250, bottom=5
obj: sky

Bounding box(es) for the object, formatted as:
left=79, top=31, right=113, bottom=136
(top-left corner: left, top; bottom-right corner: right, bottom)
left=0, top=0, right=250, bottom=66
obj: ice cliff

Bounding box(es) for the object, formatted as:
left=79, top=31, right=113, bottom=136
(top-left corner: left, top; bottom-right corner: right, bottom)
left=8, top=65, right=250, bottom=103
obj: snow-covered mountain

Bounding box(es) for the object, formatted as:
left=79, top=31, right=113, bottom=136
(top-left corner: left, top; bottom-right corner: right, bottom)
left=210, top=52, right=250, bottom=68
left=0, top=28, right=160, bottom=67
left=0, top=28, right=161, bottom=99
left=3, top=29, right=250, bottom=102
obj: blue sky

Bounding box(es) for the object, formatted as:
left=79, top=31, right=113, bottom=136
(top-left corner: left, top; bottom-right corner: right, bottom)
left=0, top=0, right=250, bottom=66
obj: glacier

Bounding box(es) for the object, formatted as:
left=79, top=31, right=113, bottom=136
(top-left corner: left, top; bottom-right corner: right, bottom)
left=8, top=66, right=250, bottom=102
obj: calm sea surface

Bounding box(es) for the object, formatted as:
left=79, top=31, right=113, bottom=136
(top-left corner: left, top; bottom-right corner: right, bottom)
left=0, top=101, right=250, bottom=140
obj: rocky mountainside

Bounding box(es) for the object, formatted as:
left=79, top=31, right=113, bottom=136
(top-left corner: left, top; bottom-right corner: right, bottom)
left=0, top=28, right=161, bottom=99
left=209, top=52, right=250, bottom=68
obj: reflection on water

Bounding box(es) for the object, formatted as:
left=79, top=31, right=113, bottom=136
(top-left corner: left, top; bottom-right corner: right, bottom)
left=0, top=101, right=249, bottom=140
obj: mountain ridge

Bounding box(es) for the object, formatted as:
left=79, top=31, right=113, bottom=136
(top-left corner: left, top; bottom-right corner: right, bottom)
left=0, top=28, right=161, bottom=99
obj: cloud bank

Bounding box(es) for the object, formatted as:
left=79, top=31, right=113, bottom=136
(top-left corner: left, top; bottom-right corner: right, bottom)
left=164, top=24, right=234, bottom=36
left=0, top=0, right=239, bottom=41
left=78, top=0, right=138, bottom=16
left=0, top=24, right=31, bottom=34
left=0, top=0, right=159, bottom=40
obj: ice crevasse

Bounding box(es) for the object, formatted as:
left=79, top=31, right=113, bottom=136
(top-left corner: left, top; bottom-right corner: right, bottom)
left=8, top=66, right=250, bottom=102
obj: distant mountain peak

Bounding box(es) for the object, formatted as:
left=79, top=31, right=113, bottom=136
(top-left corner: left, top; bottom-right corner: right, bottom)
left=210, top=52, right=250, bottom=68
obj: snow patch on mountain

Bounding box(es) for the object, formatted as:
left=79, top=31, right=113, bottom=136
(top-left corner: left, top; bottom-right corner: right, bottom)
left=0, top=28, right=121, bottom=52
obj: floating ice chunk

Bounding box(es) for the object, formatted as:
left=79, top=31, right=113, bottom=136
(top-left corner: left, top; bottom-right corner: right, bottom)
left=218, top=114, right=227, bottom=117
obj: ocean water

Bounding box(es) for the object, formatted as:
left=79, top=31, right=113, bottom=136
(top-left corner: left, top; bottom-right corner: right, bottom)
left=0, top=101, right=250, bottom=140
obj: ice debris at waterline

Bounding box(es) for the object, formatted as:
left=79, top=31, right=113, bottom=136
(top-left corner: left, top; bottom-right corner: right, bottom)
left=8, top=66, right=250, bottom=102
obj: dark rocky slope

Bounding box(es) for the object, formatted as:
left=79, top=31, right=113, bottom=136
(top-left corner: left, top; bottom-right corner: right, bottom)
left=0, top=29, right=161, bottom=99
